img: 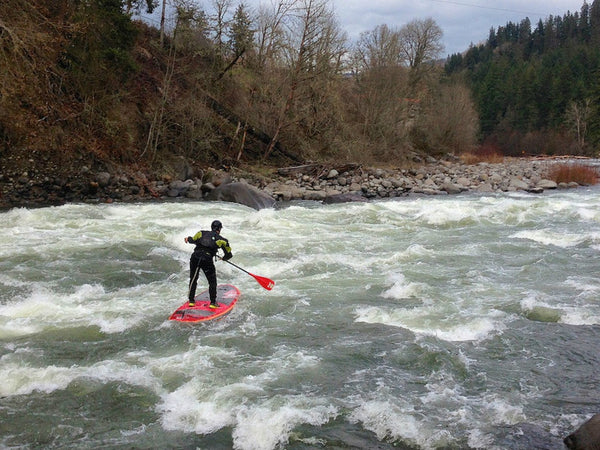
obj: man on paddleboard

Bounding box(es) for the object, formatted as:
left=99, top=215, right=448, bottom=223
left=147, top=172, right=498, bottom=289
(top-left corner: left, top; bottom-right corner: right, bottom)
left=185, top=220, right=233, bottom=308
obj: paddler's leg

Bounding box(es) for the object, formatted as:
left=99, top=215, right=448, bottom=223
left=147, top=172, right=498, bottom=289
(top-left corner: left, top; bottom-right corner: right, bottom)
left=201, top=259, right=218, bottom=308
left=188, top=256, right=200, bottom=307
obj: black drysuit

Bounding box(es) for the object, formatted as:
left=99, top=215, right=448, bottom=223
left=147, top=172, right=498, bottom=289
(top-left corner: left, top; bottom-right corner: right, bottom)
left=186, top=230, right=232, bottom=303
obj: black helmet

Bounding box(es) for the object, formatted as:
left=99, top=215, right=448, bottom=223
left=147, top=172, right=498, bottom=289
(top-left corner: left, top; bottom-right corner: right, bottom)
left=211, top=220, right=223, bottom=231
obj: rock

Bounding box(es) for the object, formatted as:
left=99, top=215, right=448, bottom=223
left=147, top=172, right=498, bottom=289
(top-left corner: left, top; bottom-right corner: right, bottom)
left=527, top=187, right=544, bottom=194
left=564, top=413, right=600, bottom=450
left=442, top=182, right=463, bottom=194
left=304, top=190, right=327, bottom=201
left=97, top=172, right=111, bottom=187
left=171, top=155, right=195, bottom=180
left=323, top=193, right=368, bottom=204
left=496, top=422, right=564, bottom=449
left=205, top=181, right=276, bottom=210
left=538, top=179, right=558, bottom=189
left=510, top=177, right=529, bottom=190
left=185, top=188, right=203, bottom=199
left=168, top=180, right=191, bottom=197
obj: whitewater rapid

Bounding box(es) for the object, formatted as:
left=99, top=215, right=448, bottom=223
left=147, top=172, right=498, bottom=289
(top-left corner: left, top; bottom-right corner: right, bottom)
left=1, top=189, right=599, bottom=449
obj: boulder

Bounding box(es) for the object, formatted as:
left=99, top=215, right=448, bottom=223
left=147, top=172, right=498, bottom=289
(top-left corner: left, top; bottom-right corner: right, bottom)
left=441, top=182, right=463, bottom=194
left=96, top=172, right=111, bottom=187
left=496, top=422, right=565, bottom=449
left=564, top=413, right=600, bottom=450
left=538, top=179, right=558, bottom=189
left=205, top=181, right=275, bottom=210
left=510, top=177, right=529, bottom=190
left=323, top=193, right=368, bottom=204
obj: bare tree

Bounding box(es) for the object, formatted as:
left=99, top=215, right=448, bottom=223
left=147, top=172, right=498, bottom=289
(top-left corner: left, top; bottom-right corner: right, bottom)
left=398, top=18, right=444, bottom=69
left=263, top=0, right=346, bottom=159
left=160, top=0, right=166, bottom=46
left=398, top=17, right=443, bottom=91
left=353, top=24, right=404, bottom=73
left=211, top=0, right=233, bottom=60
left=350, top=24, right=411, bottom=151
left=255, top=0, right=297, bottom=71
left=566, top=99, right=591, bottom=149
left=416, top=82, right=479, bottom=153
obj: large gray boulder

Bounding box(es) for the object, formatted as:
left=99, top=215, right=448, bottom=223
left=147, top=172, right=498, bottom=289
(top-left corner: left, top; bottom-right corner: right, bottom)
left=565, top=413, right=600, bottom=450
left=205, top=181, right=275, bottom=210
left=323, top=193, right=368, bottom=204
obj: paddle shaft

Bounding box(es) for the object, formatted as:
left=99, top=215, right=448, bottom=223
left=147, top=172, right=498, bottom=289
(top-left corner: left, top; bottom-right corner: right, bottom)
left=222, top=258, right=251, bottom=275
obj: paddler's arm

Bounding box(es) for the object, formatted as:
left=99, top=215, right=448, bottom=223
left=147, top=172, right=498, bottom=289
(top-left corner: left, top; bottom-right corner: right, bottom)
left=185, top=231, right=203, bottom=244
left=217, top=238, right=233, bottom=261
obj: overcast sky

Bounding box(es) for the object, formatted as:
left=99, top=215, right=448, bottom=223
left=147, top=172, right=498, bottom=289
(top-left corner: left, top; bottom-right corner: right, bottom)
left=141, top=0, right=588, bottom=57
left=326, top=0, right=588, bottom=56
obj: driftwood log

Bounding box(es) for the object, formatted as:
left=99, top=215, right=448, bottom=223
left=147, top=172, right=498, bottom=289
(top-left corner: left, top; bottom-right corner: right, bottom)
left=277, top=163, right=361, bottom=178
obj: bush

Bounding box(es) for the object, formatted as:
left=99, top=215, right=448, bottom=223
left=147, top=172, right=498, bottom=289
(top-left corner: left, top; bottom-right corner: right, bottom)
left=546, top=162, right=599, bottom=185
left=460, top=143, right=504, bottom=164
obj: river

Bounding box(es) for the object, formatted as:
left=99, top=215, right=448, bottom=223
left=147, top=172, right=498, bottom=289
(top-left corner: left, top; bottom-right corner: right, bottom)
left=1, top=188, right=599, bottom=449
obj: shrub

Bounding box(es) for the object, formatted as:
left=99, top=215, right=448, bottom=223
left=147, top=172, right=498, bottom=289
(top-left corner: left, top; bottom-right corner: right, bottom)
left=460, top=143, right=504, bottom=164
left=546, top=162, right=599, bottom=185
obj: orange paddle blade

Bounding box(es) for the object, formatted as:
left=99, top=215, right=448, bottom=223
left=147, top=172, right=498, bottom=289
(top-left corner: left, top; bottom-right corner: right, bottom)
left=250, top=273, right=275, bottom=290
left=222, top=259, right=275, bottom=291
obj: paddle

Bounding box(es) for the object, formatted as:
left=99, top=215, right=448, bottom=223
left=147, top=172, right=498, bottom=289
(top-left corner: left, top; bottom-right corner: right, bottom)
left=221, top=259, right=275, bottom=290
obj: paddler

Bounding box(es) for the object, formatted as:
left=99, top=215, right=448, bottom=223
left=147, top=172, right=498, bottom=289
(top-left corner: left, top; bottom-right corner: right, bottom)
left=185, top=220, right=233, bottom=308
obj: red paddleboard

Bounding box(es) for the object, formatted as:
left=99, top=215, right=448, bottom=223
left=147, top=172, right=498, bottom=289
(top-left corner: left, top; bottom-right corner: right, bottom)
left=169, top=284, right=240, bottom=323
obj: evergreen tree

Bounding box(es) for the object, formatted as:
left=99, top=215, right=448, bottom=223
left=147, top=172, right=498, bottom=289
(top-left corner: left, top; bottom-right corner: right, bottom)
left=445, top=0, right=600, bottom=154
left=228, top=3, right=254, bottom=59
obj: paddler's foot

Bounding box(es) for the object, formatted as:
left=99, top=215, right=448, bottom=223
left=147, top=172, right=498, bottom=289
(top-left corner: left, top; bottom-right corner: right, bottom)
left=209, top=302, right=218, bottom=309
left=188, top=301, right=195, bottom=307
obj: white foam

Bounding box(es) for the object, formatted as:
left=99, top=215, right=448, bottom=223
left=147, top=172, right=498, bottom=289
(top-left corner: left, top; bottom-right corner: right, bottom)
left=349, top=400, right=451, bottom=449
left=232, top=400, right=335, bottom=450
left=0, top=280, right=175, bottom=337
left=158, top=381, right=334, bottom=450
left=511, top=229, right=584, bottom=248
left=381, top=273, right=425, bottom=299
left=0, top=362, right=80, bottom=396
left=560, top=310, right=600, bottom=325
left=0, top=355, right=163, bottom=397
left=355, top=306, right=505, bottom=342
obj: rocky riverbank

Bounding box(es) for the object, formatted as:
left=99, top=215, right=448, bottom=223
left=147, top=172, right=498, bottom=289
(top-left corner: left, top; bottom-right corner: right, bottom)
left=0, top=156, right=590, bottom=210
left=263, top=157, right=572, bottom=203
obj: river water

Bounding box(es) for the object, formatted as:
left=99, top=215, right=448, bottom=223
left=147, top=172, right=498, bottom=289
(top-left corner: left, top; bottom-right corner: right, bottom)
left=1, top=188, right=599, bottom=449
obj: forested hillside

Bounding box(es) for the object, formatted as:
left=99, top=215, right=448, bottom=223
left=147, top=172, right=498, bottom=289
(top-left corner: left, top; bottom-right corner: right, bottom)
left=1, top=0, right=595, bottom=196
left=445, top=0, right=600, bottom=156
left=0, top=0, right=479, bottom=188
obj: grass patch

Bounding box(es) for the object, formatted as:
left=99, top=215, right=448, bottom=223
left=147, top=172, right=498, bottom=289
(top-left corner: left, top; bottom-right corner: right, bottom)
left=460, top=144, right=504, bottom=164
left=546, top=163, right=599, bottom=185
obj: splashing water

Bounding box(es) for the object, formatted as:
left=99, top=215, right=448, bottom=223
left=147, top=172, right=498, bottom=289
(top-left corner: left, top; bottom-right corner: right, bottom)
left=1, top=188, right=600, bottom=449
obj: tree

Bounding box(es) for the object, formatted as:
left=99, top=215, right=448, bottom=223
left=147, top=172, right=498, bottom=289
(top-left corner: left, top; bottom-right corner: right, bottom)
left=399, top=18, right=443, bottom=69
left=211, top=0, right=233, bottom=61
left=353, top=24, right=404, bottom=72
left=351, top=24, right=409, bottom=147
left=591, top=0, right=600, bottom=43
left=398, top=18, right=443, bottom=90
left=125, top=0, right=156, bottom=14
left=172, top=1, right=210, bottom=54
left=565, top=98, right=591, bottom=148
left=228, top=3, right=254, bottom=60
left=263, top=0, right=346, bottom=159
left=254, top=0, right=296, bottom=71
left=415, top=82, right=479, bottom=154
